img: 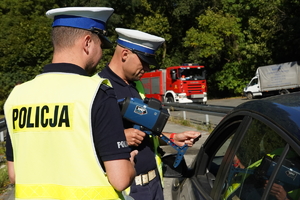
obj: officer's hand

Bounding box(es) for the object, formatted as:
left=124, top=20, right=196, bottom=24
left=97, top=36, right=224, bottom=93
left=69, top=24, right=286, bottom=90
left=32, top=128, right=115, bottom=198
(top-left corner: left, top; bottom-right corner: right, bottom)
left=173, top=131, right=201, bottom=147
left=264, top=181, right=288, bottom=200
left=129, top=150, right=138, bottom=166
left=124, top=128, right=146, bottom=146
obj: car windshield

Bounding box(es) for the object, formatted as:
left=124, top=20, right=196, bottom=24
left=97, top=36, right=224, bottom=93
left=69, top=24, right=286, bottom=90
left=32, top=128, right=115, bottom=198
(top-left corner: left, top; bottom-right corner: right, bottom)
left=249, top=78, right=258, bottom=86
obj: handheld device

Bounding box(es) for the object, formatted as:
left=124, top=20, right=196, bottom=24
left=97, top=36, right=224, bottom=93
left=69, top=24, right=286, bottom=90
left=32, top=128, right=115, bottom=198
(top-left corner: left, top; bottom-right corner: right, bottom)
left=119, top=97, right=189, bottom=168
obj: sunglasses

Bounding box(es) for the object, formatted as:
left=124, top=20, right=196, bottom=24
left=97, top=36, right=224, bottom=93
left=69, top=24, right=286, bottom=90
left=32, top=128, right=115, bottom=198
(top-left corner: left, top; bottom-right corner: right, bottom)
left=89, top=27, right=107, bottom=37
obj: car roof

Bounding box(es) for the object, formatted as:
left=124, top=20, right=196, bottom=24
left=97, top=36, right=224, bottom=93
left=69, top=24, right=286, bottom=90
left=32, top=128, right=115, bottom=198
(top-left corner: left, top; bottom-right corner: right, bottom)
left=233, top=92, right=300, bottom=142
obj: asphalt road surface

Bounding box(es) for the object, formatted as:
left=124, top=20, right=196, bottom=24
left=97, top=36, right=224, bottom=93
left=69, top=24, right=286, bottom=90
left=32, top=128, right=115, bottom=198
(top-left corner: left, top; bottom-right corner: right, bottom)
left=207, top=96, right=250, bottom=107
left=169, top=96, right=251, bottom=127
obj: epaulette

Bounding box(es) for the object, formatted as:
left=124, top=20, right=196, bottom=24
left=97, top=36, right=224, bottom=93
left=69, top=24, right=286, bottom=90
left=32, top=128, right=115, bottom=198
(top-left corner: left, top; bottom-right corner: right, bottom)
left=100, top=83, right=112, bottom=92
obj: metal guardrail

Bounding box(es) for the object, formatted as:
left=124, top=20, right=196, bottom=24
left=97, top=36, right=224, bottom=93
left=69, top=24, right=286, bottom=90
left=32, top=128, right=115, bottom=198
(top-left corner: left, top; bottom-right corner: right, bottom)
left=163, top=102, right=235, bottom=116
left=0, top=118, right=6, bottom=132
left=162, top=103, right=236, bottom=128
left=0, top=118, right=7, bottom=142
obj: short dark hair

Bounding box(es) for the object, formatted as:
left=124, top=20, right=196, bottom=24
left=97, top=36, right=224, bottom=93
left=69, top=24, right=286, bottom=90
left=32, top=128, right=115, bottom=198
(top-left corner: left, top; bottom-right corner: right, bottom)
left=52, top=27, right=97, bottom=51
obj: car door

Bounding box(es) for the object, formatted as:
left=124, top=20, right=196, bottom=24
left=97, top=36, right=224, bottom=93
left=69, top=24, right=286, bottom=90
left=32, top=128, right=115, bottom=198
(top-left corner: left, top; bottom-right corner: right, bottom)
left=171, top=107, right=300, bottom=200
left=209, top=112, right=300, bottom=200
left=170, top=115, right=244, bottom=200
left=246, top=77, right=260, bottom=94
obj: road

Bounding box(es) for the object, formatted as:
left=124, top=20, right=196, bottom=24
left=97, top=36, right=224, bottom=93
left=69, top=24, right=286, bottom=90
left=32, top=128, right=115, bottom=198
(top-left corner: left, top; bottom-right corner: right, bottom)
left=169, top=96, right=251, bottom=127
left=207, top=96, right=250, bottom=107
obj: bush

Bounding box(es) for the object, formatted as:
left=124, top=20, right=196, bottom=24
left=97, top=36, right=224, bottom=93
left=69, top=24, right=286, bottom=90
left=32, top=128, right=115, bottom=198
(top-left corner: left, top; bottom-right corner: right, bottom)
left=0, top=142, right=10, bottom=195
left=0, top=166, right=9, bottom=194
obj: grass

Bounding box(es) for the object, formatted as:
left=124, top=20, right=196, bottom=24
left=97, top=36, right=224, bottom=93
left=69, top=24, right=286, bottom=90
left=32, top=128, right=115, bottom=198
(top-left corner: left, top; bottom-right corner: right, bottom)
left=168, top=116, right=215, bottom=133
left=166, top=106, right=216, bottom=133
left=0, top=142, right=10, bottom=196
left=0, top=117, right=10, bottom=195
left=0, top=167, right=9, bottom=195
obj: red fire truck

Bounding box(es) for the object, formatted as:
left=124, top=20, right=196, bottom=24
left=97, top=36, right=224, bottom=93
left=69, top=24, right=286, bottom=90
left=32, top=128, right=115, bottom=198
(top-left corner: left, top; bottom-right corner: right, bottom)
left=140, top=63, right=207, bottom=103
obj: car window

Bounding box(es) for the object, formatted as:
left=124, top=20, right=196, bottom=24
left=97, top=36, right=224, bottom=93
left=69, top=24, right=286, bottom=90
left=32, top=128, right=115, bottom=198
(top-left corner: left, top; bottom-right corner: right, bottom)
left=249, top=78, right=258, bottom=86
left=191, top=118, right=241, bottom=199
left=221, top=118, right=300, bottom=200
left=207, top=119, right=241, bottom=177
left=209, top=134, right=235, bottom=176
left=264, top=147, right=300, bottom=200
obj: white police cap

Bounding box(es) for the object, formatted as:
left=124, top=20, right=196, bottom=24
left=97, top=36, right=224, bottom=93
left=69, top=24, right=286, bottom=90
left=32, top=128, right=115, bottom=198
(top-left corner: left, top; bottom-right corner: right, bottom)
left=46, top=7, right=114, bottom=48
left=116, top=28, right=165, bottom=67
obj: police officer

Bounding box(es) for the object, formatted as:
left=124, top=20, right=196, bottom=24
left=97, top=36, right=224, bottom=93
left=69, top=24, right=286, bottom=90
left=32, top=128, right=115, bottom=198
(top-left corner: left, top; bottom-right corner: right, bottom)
left=98, top=28, right=201, bottom=200
left=4, top=8, right=137, bottom=200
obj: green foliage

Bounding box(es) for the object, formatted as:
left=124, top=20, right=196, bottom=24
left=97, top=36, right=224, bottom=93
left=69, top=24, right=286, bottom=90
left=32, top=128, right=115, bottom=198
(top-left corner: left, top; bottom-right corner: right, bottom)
left=0, top=0, right=57, bottom=114
left=184, top=9, right=243, bottom=62
left=0, top=142, right=10, bottom=195
left=0, top=166, right=9, bottom=195
left=1, top=0, right=300, bottom=111
left=215, top=61, right=250, bottom=95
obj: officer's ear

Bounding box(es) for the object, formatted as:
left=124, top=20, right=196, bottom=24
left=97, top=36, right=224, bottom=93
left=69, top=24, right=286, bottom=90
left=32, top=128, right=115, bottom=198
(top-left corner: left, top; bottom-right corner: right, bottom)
left=121, top=48, right=130, bottom=62
left=83, top=34, right=93, bottom=54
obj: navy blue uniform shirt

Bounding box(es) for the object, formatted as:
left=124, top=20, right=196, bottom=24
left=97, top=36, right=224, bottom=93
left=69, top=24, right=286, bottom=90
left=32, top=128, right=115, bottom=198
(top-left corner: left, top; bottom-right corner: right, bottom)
left=6, top=63, right=131, bottom=165
left=99, top=65, right=157, bottom=175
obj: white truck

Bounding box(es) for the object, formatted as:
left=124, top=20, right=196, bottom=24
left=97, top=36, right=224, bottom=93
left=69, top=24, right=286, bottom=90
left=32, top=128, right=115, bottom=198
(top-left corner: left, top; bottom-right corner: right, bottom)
left=243, top=61, right=300, bottom=99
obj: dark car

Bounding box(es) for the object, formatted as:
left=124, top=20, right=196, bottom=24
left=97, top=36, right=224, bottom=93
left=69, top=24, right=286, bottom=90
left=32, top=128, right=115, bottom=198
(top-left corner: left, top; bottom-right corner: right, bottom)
left=163, top=92, right=300, bottom=200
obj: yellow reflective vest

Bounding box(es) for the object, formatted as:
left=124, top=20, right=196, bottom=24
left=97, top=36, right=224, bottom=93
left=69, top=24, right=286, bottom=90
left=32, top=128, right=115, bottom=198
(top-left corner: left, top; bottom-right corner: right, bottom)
left=4, top=73, right=124, bottom=200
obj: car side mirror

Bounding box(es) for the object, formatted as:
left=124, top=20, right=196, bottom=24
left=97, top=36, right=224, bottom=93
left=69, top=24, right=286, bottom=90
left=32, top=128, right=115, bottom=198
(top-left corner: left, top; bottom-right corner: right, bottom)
left=162, top=154, right=189, bottom=178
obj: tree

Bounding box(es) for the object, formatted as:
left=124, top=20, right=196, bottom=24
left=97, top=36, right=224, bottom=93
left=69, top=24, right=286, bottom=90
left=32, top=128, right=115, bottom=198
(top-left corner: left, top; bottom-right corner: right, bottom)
left=182, top=0, right=300, bottom=97
left=183, top=9, right=247, bottom=95
left=0, top=0, right=57, bottom=113
left=1, top=0, right=300, bottom=112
